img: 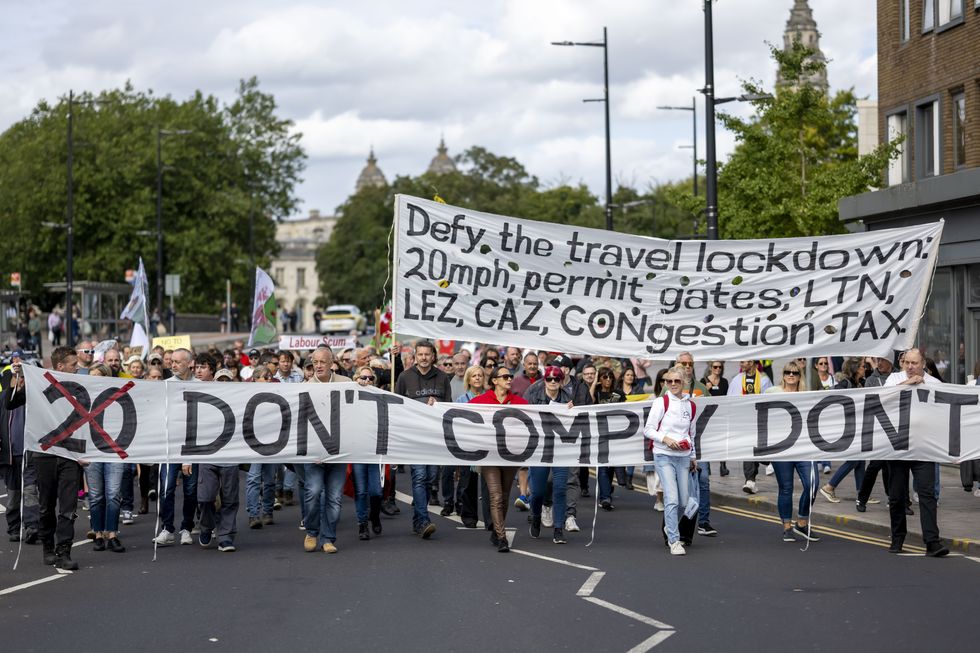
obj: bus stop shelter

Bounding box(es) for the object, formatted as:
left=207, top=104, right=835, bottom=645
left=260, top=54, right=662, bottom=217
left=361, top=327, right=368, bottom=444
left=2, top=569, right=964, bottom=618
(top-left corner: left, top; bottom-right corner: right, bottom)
left=44, top=281, right=133, bottom=342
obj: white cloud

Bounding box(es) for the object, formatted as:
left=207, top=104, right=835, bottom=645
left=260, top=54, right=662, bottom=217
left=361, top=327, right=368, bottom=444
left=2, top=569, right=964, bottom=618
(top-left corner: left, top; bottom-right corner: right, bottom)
left=0, top=0, right=877, bottom=219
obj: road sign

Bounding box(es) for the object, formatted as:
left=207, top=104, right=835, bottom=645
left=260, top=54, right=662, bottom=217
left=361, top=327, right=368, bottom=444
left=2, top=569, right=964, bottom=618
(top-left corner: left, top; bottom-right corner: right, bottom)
left=10, top=272, right=21, bottom=287
left=165, top=274, right=181, bottom=297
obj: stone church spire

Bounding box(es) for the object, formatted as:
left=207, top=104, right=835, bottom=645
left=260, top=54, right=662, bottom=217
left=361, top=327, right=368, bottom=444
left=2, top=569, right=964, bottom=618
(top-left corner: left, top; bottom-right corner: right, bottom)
left=355, top=147, right=387, bottom=192
left=777, top=0, right=829, bottom=93
left=426, top=137, right=457, bottom=175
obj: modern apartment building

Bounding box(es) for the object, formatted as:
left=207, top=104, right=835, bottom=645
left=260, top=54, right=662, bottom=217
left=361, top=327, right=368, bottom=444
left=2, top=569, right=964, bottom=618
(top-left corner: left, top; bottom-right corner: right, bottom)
left=839, top=0, right=980, bottom=382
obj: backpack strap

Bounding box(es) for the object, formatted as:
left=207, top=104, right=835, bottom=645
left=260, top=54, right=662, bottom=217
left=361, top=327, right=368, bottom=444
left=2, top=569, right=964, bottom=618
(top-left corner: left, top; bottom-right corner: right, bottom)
left=656, top=394, right=669, bottom=430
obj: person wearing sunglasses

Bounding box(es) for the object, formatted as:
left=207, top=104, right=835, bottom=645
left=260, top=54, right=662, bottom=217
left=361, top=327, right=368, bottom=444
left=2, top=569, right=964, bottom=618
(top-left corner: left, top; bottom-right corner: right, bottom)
left=351, top=367, right=384, bottom=540
left=765, top=363, right=820, bottom=543
left=643, top=365, right=698, bottom=556
left=74, top=341, right=95, bottom=374
left=468, top=365, right=529, bottom=552
left=524, top=365, right=576, bottom=543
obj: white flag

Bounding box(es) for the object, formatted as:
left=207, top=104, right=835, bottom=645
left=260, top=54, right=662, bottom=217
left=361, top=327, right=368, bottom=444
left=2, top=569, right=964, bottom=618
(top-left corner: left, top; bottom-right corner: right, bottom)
left=120, top=258, right=151, bottom=358
left=247, top=267, right=278, bottom=347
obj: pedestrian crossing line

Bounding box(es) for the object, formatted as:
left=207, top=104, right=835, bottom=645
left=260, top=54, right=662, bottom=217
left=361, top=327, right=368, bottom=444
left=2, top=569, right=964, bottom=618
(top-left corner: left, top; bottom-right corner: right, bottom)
left=713, top=505, right=928, bottom=552
left=576, top=571, right=606, bottom=596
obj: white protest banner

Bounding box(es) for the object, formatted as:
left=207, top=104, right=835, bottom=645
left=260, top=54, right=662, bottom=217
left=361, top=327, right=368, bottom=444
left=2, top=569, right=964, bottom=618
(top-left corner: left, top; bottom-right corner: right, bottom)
left=23, top=366, right=980, bottom=465
left=392, top=196, right=943, bottom=359
left=278, top=334, right=359, bottom=351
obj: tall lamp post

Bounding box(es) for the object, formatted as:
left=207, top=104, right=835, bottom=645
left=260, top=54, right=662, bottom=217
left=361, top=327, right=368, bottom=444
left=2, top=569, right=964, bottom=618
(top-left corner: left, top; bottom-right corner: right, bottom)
left=702, top=0, right=772, bottom=240
left=552, top=27, right=613, bottom=231
left=155, top=128, right=193, bottom=315
left=657, top=97, right=698, bottom=197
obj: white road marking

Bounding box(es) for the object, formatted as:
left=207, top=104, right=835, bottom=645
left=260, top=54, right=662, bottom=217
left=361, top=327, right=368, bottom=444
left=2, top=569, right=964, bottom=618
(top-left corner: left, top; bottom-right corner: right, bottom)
left=510, top=549, right=599, bottom=571
left=576, top=571, right=606, bottom=596
left=625, top=630, right=676, bottom=653
left=583, top=597, right=675, bottom=630
left=0, top=574, right=65, bottom=596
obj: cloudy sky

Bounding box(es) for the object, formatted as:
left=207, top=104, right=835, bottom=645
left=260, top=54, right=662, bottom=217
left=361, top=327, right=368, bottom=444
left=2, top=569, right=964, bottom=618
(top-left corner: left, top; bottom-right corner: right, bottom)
left=0, top=0, right=876, bottom=218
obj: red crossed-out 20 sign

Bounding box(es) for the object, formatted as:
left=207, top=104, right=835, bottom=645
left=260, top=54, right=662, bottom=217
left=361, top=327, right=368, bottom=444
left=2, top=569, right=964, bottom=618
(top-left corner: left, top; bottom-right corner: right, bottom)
left=39, top=372, right=137, bottom=459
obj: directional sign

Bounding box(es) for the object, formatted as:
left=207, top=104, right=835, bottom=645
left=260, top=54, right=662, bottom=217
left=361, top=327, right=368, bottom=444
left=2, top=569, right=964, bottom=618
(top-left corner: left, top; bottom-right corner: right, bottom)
left=165, top=274, right=181, bottom=297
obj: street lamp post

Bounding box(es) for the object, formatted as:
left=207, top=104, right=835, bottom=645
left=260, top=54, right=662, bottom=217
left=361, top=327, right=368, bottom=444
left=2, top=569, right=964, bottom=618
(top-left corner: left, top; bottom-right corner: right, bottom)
left=702, top=0, right=772, bottom=241
left=657, top=97, right=698, bottom=197
left=66, top=91, right=75, bottom=347
left=552, top=27, right=613, bottom=231
left=155, top=128, right=193, bottom=315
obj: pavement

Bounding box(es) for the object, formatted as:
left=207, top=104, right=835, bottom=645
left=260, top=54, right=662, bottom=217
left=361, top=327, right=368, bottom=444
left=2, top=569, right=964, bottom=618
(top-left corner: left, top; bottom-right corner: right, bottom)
left=665, top=461, right=980, bottom=555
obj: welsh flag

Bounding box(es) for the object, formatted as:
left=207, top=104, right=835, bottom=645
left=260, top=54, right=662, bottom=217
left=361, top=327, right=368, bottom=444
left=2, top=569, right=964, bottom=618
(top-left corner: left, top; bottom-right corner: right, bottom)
left=376, top=303, right=392, bottom=350
left=247, top=267, right=278, bottom=347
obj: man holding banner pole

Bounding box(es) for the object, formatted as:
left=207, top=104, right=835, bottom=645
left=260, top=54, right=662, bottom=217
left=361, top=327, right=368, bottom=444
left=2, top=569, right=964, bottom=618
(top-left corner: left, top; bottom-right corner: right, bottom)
left=882, top=348, right=948, bottom=557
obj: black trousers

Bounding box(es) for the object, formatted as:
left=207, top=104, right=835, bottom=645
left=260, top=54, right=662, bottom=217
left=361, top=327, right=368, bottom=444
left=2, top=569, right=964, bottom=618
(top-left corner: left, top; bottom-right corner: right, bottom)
left=458, top=468, right=492, bottom=528
left=2, top=456, right=40, bottom=535
left=33, top=453, right=80, bottom=550
left=856, top=460, right=890, bottom=505
left=886, top=461, right=940, bottom=546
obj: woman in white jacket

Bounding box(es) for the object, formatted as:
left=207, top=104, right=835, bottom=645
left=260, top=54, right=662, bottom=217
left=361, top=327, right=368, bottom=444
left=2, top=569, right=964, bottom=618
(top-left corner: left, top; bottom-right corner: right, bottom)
left=643, top=365, right=698, bottom=556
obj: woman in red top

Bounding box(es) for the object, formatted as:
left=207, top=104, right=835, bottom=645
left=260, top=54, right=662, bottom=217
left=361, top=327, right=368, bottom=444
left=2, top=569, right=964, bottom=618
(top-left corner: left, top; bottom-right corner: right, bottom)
left=469, top=365, right=528, bottom=552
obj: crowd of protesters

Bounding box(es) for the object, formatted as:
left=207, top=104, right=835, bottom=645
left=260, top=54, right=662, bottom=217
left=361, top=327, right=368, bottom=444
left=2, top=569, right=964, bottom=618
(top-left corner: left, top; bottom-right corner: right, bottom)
left=3, top=336, right=979, bottom=570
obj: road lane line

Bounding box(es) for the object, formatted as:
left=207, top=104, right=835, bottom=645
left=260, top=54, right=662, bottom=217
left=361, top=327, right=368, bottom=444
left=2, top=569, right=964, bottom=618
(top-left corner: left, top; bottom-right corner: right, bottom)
left=510, top=548, right=600, bottom=571
left=576, top=571, right=605, bottom=596
left=583, top=597, right=674, bottom=630
left=712, top=506, right=929, bottom=552
left=0, top=574, right=65, bottom=596
left=626, top=630, right=676, bottom=652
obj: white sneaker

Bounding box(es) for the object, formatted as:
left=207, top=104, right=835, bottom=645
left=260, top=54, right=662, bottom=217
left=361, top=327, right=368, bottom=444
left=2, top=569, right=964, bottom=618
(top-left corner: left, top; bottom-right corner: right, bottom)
left=867, top=497, right=880, bottom=505
left=974, top=488, right=980, bottom=498
left=153, top=529, right=175, bottom=546
left=912, top=491, right=919, bottom=504
left=822, top=465, right=832, bottom=475
left=179, top=529, right=193, bottom=545
left=765, top=464, right=774, bottom=476
left=565, top=515, right=580, bottom=532
left=121, top=510, right=135, bottom=525
left=541, top=506, right=554, bottom=528
left=669, top=541, right=686, bottom=556
left=742, top=480, right=758, bottom=494
left=654, top=498, right=665, bottom=511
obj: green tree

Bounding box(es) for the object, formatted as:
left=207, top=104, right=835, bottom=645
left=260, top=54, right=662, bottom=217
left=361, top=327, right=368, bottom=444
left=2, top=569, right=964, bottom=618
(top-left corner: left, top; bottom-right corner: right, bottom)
left=672, top=41, right=895, bottom=240
left=0, top=78, right=305, bottom=314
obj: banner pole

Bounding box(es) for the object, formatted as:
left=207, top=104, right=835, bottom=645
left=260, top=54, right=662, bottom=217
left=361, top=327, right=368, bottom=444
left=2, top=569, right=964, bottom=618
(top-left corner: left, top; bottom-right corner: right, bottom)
left=390, top=196, right=401, bottom=393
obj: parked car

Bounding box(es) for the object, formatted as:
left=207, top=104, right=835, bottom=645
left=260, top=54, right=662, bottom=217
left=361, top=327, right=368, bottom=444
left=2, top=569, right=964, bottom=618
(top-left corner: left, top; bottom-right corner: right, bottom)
left=318, top=304, right=367, bottom=334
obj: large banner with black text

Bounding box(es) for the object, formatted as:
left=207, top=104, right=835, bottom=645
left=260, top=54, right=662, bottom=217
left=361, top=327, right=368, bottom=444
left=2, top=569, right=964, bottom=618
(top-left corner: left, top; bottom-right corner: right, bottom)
left=23, top=366, right=980, bottom=465
left=392, top=196, right=942, bottom=359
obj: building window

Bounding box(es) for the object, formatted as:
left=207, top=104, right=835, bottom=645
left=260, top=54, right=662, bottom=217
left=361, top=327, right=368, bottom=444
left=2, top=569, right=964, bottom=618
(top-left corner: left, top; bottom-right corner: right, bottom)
left=937, top=0, right=963, bottom=25
left=274, top=267, right=285, bottom=286
left=900, top=0, right=910, bottom=41
left=296, top=267, right=306, bottom=290
left=952, top=92, right=966, bottom=168
left=915, top=99, right=940, bottom=178
left=886, top=111, right=909, bottom=185
left=923, top=0, right=935, bottom=31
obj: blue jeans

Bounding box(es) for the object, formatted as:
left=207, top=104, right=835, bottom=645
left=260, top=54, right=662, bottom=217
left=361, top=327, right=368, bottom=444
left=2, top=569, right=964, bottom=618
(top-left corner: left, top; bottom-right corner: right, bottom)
left=654, top=455, right=692, bottom=545
left=409, top=465, right=431, bottom=529
left=772, top=461, right=815, bottom=523
left=246, top=463, right=277, bottom=518
left=303, top=463, right=346, bottom=545
left=696, top=462, right=711, bottom=526
left=530, top=467, right=569, bottom=527
left=829, top=461, right=865, bottom=491
left=86, top=462, right=124, bottom=533
left=597, top=467, right=614, bottom=502
left=352, top=464, right=383, bottom=523
left=120, top=463, right=137, bottom=512
left=159, top=463, right=198, bottom=533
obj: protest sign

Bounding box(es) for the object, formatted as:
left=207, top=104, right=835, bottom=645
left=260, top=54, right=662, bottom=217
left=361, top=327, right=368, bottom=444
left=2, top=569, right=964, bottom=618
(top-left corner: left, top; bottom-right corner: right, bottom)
left=23, top=366, right=979, bottom=465
left=152, top=334, right=192, bottom=350
left=392, top=196, right=942, bottom=359
left=278, top=334, right=359, bottom=351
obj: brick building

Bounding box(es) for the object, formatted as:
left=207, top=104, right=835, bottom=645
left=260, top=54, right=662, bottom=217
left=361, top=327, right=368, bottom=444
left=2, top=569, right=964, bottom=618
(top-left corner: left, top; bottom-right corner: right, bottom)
left=839, top=0, right=980, bottom=383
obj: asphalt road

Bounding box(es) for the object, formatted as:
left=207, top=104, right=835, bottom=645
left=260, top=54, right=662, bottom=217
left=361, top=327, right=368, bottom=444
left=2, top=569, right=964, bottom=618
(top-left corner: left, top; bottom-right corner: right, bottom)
left=1, top=474, right=977, bottom=652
